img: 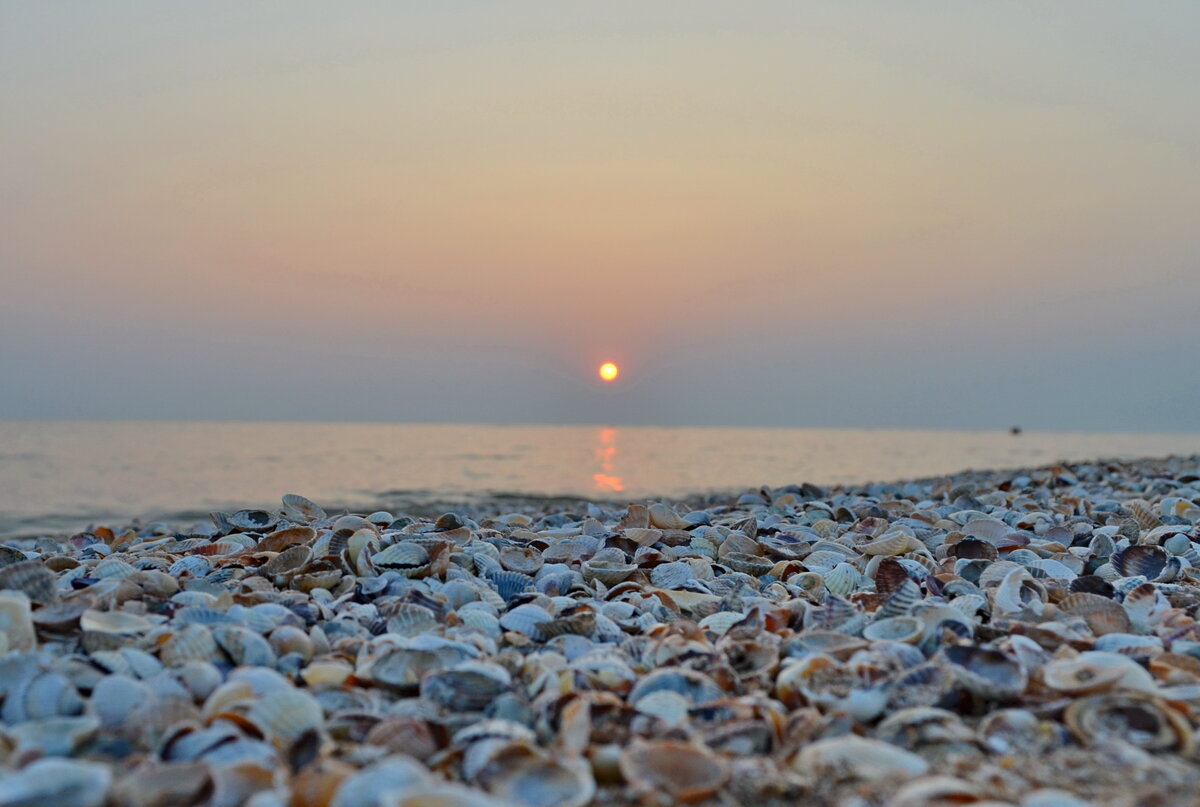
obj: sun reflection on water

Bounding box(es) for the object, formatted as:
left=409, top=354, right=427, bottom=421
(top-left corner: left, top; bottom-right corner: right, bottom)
left=592, top=426, right=624, bottom=493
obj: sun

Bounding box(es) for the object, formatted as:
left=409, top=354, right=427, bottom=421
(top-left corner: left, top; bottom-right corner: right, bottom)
left=598, top=362, right=620, bottom=382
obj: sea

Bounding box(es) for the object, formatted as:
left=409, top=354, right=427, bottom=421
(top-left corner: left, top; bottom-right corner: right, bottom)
left=2, top=420, right=1199, bottom=539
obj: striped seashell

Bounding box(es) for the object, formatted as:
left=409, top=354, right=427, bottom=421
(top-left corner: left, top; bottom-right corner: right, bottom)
left=1112, top=544, right=1168, bottom=580
left=213, top=625, right=277, bottom=667
left=159, top=624, right=221, bottom=667
left=803, top=594, right=866, bottom=636
left=456, top=608, right=502, bottom=637
left=169, top=555, right=213, bottom=579
left=281, top=493, right=325, bottom=522
left=0, top=559, right=59, bottom=604
left=698, top=611, right=746, bottom=637
left=1060, top=591, right=1132, bottom=636
left=373, top=542, right=430, bottom=577
left=489, top=570, right=535, bottom=603
left=387, top=603, right=439, bottom=637
left=824, top=562, right=866, bottom=596
left=632, top=689, right=691, bottom=725
left=498, top=603, right=552, bottom=637
left=859, top=531, right=917, bottom=557
left=1126, top=499, right=1162, bottom=531
left=722, top=552, right=774, bottom=577
left=650, top=562, right=693, bottom=589
left=877, top=579, right=922, bottom=619
left=248, top=687, right=324, bottom=750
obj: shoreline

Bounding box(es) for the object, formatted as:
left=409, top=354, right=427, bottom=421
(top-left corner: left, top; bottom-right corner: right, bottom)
left=2, top=454, right=1200, bottom=805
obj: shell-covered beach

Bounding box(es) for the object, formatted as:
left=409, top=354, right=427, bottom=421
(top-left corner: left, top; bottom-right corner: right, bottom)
left=3, top=456, right=1200, bottom=807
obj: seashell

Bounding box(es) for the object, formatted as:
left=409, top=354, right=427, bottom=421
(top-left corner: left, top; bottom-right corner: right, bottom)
left=226, top=509, right=276, bottom=531
left=499, top=545, right=544, bottom=575
left=630, top=668, right=723, bottom=707
left=421, top=661, right=512, bottom=712
left=3, top=669, right=85, bottom=723
left=0, top=758, right=112, bottom=807
left=977, top=707, right=1060, bottom=754
left=943, top=645, right=1026, bottom=700
left=292, top=559, right=343, bottom=592
left=625, top=527, right=663, bottom=547
left=269, top=624, right=315, bottom=661
left=164, top=555, right=208, bottom=581
left=247, top=687, right=324, bottom=750
left=775, top=654, right=888, bottom=721
left=891, top=776, right=982, bottom=807
left=89, top=674, right=153, bottom=730
left=479, top=749, right=595, bottom=807
left=863, top=615, right=923, bottom=644
left=387, top=603, right=440, bottom=637
left=159, top=624, right=220, bottom=667
left=373, top=542, right=430, bottom=577
left=1064, top=691, right=1193, bottom=754
left=581, top=557, right=636, bottom=587
left=213, top=625, right=278, bottom=667
left=1112, top=544, right=1168, bottom=580
left=329, top=755, right=431, bottom=807
left=619, top=740, right=729, bottom=803
left=860, top=530, right=917, bottom=556
left=802, top=594, right=865, bottom=635
left=0, top=590, right=37, bottom=652
left=259, top=545, right=310, bottom=580
left=716, top=552, right=770, bottom=577
left=1126, top=499, right=1161, bottom=531
left=1059, top=591, right=1132, bottom=636
left=1068, top=575, right=1115, bottom=598
left=793, top=734, right=929, bottom=781
left=0, top=559, right=58, bottom=603
left=489, top=570, right=535, bottom=602
left=497, top=602, right=552, bottom=638
left=877, top=578, right=922, bottom=619
left=650, top=561, right=693, bottom=588
left=648, top=503, right=689, bottom=530
left=1042, top=650, right=1155, bottom=694
left=822, top=562, right=865, bottom=596
left=281, top=493, right=326, bottom=522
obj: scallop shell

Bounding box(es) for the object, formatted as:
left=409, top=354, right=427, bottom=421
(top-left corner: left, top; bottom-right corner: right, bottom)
left=1112, top=544, right=1168, bottom=580
left=860, top=531, right=917, bottom=556
left=823, top=562, right=866, bottom=596
left=619, top=740, right=729, bottom=803
left=373, top=542, right=431, bottom=577
left=1059, top=591, right=1132, bottom=636
left=159, top=624, right=221, bottom=667
left=0, top=559, right=58, bottom=603
left=247, top=687, right=324, bottom=750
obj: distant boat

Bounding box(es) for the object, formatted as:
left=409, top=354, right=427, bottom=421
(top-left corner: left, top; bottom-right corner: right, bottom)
left=1010, top=426, right=1022, bottom=435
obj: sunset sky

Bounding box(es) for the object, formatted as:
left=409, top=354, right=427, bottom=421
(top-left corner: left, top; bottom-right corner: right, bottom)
left=2, top=2, right=1198, bottom=429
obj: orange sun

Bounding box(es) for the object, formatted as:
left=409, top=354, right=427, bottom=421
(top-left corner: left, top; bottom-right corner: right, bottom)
left=598, top=362, right=620, bottom=382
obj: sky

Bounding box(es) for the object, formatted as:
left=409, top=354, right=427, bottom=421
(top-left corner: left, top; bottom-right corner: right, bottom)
left=2, top=2, right=1198, bottom=430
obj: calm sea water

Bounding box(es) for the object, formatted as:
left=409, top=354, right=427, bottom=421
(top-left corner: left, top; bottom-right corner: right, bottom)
left=2, top=421, right=1198, bottom=538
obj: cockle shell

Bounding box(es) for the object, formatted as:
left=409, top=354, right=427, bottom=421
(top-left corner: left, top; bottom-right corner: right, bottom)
left=619, top=740, right=729, bottom=803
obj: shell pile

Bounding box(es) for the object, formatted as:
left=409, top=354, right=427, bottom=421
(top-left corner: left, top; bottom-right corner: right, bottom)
left=3, top=457, right=1200, bottom=806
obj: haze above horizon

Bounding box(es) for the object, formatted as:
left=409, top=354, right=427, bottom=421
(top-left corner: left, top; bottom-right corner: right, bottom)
left=2, top=2, right=1198, bottom=431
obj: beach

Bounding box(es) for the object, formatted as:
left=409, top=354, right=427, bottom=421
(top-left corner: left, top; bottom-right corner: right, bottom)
left=3, top=454, right=1200, bottom=806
